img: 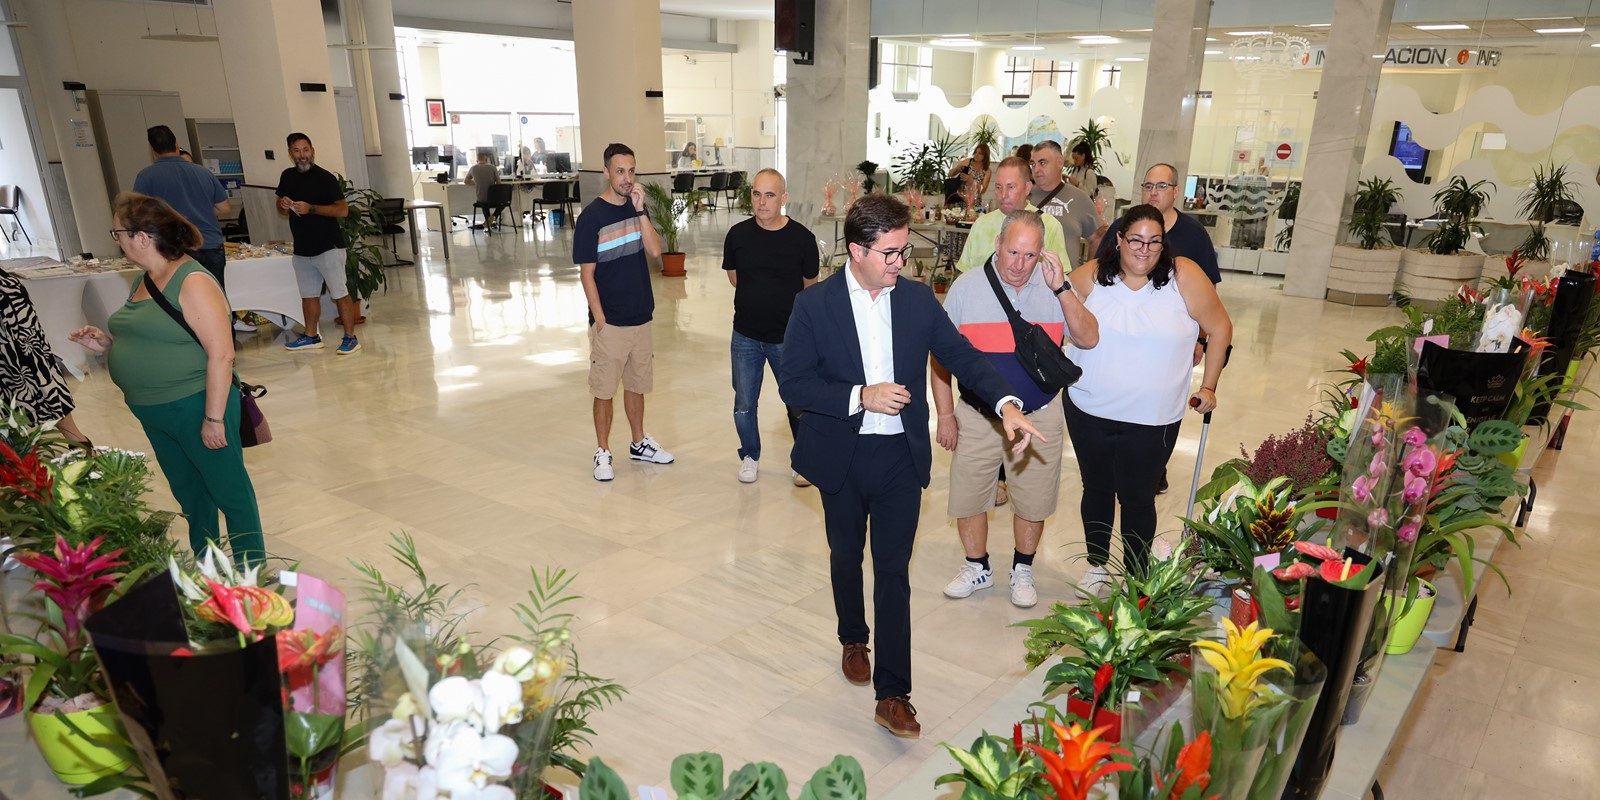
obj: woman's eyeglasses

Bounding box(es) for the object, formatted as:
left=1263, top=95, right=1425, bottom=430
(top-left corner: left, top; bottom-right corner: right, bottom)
left=1122, top=236, right=1163, bottom=252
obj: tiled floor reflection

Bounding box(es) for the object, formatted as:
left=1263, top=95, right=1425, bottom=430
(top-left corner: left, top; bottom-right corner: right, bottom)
left=41, top=211, right=1597, bottom=796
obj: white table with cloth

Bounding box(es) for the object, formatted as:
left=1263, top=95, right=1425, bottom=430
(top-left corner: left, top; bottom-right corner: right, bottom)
left=3, top=248, right=337, bottom=378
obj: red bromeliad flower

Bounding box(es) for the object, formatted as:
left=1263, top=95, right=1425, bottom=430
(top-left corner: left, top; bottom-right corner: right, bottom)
left=1013, top=722, right=1025, bottom=754
left=1506, top=250, right=1524, bottom=278
left=1165, top=731, right=1214, bottom=799
left=14, top=536, right=127, bottom=649
left=1092, top=663, right=1114, bottom=703
left=1025, top=722, right=1133, bottom=800
left=1346, top=355, right=1368, bottom=377
left=1456, top=284, right=1484, bottom=304
left=0, top=440, right=53, bottom=505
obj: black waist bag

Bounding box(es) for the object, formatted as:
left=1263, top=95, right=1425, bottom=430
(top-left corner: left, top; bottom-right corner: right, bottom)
left=983, top=258, right=1081, bottom=394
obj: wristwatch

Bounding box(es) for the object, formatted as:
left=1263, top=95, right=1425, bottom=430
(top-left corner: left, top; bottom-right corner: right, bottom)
left=1052, top=283, right=1069, bottom=296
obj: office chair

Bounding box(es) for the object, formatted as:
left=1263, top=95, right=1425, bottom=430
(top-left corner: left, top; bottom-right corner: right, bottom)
left=375, top=198, right=413, bottom=265
left=724, top=171, right=746, bottom=208
left=531, top=180, right=567, bottom=222
left=671, top=173, right=696, bottom=206
left=0, top=186, right=32, bottom=246
left=706, top=172, right=730, bottom=209
left=472, top=184, right=518, bottom=234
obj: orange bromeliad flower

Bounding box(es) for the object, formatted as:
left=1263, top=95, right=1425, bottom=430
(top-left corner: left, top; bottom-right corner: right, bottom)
left=1024, top=721, right=1133, bottom=800
left=1163, top=730, right=1215, bottom=799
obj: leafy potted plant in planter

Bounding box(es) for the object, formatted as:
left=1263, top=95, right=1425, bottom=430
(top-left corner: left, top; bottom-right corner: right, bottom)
left=1515, top=162, right=1579, bottom=272
left=0, top=536, right=148, bottom=785
left=643, top=182, right=708, bottom=277
left=1328, top=178, right=1403, bottom=306
left=1262, top=183, right=1300, bottom=275
left=336, top=175, right=390, bottom=316
left=1402, top=177, right=1494, bottom=305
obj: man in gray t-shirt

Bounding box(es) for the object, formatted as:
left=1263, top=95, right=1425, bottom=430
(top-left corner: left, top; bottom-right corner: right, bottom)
left=465, top=153, right=499, bottom=205
left=1028, top=139, right=1104, bottom=266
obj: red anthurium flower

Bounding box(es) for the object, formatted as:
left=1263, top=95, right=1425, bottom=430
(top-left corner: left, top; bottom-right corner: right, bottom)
left=198, top=580, right=255, bottom=635
left=1318, top=559, right=1365, bottom=583
left=1272, top=562, right=1315, bottom=582
left=1025, top=722, right=1134, bottom=800
left=170, top=647, right=194, bottom=657
left=277, top=625, right=343, bottom=689
left=1092, top=663, right=1114, bottom=702
left=14, top=535, right=127, bottom=649
left=1293, top=541, right=1342, bottom=563
left=1169, top=731, right=1213, bottom=799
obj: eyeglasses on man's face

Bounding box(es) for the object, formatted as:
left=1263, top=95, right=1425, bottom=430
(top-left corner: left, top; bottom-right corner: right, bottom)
left=1140, top=181, right=1177, bottom=192
left=861, top=244, right=914, bottom=266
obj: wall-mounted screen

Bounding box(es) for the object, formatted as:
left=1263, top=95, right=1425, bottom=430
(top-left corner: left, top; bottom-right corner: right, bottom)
left=1389, top=122, right=1430, bottom=181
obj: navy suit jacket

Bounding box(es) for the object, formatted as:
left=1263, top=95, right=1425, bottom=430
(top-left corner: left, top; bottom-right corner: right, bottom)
left=778, top=271, right=1017, bottom=494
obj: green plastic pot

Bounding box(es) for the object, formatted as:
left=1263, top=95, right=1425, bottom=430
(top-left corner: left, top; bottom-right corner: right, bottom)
left=1497, top=435, right=1530, bottom=469
left=26, top=703, right=130, bottom=785
left=1384, top=581, right=1437, bottom=655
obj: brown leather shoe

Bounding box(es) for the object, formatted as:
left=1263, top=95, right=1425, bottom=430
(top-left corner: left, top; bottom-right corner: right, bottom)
left=875, top=695, right=921, bottom=738
left=841, top=643, right=871, bottom=686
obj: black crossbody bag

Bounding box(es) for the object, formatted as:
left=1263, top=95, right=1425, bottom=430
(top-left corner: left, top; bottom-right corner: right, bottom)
left=982, top=258, right=1082, bottom=394
left=143, top=276, right=272, bottom=447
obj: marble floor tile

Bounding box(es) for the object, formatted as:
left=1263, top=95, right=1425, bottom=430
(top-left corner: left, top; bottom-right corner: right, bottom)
left=1470, top=707, right=1600, bottom=798
left=1496, top=658, right=1600, bottom=739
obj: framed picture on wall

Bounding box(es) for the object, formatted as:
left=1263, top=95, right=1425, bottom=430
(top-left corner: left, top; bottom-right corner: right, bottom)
left=425, top=99, right=446, bottom=127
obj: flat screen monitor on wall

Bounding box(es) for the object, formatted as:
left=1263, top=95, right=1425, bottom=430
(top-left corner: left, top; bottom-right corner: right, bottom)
left=1389, top=122, right=1430, bottom=183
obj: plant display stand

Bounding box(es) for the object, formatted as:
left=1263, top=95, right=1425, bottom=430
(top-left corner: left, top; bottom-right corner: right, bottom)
left=1327, top=246, right=1402, bottom=306
left=1400, top=249, right=1486, bottom=305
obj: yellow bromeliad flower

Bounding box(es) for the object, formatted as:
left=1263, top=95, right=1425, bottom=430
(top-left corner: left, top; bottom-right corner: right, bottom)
left=1193, top=619, right=1293, bottom=719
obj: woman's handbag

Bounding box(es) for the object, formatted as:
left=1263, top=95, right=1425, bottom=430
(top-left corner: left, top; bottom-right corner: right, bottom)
left=982, top=259, right=1083, bottom=393
left=143, top=276, right=271, bottom=448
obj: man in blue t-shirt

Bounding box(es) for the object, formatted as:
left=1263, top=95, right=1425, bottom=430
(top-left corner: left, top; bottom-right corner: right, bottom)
left=133, top=125, right=230, bottom=287
left=574, top=143, right=672, bottom=482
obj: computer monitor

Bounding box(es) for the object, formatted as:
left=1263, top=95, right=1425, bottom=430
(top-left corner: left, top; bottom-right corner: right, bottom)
left=1388, top=122, right=1430, bottom=182
left=503, top=154, right=518, bottom=175
left=543, top=152, right=572, bottom=174
left=411, top=146, right=439, bottom=166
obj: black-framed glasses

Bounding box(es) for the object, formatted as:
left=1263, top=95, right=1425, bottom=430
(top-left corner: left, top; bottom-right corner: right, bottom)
left=108, top=228, right=136, bottom=239
left=1122, top=236, right=1164, bottom=251
left=1139, top=181, right=1177, bottom=192
left=861, top=244, right=914, bottom=266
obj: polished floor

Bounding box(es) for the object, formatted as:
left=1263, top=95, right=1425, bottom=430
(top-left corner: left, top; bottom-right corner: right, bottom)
left=41, top=210, right=1600, bottom=797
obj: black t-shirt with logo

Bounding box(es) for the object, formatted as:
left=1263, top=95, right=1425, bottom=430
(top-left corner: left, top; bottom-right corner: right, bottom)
left=722, top=217, right=821, bottom=343
left=275, top=164, right=348, bottom=257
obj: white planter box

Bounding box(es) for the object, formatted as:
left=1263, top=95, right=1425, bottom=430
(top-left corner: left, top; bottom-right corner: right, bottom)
left=1326, top=245, right=1402, bottom=305
left=1400, top=249, right=1485, bottom=302
left=1258, top=250, right=1291, bottom=276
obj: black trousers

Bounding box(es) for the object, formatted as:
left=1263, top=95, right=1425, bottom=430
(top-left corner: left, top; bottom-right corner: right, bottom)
left=819, top=433, right=921, bottom=701
left=1063, top=396, right=1181, bottom=576
left=190, top=247, right=227, bottom=291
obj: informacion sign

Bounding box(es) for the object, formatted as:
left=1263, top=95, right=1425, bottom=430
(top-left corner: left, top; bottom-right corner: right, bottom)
left=1300, top=45, right=1502, bottom=70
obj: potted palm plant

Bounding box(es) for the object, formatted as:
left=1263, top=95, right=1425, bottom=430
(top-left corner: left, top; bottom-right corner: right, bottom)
left=1261, top=183, right=1300, bottom=275
left=1402, top=176, right=1494, bottom=305
left=1328, top=178, right=1404, bottom=306
left=1515, top=162, right=1579, bottom=273
left=643, top=182, right=707, bottom=277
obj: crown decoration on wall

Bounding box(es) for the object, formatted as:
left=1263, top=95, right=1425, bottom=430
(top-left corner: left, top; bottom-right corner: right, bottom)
left=1228, top=31, right=1313, bottom=80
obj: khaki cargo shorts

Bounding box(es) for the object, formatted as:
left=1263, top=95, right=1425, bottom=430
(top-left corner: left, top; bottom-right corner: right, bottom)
left=947, top=397, right=1065, bottom=522
left=589, top=322, right=653, bottom=399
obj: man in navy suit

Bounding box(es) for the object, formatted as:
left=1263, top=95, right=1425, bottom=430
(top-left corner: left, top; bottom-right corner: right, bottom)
left=779, top=194, right=1044, bottom=738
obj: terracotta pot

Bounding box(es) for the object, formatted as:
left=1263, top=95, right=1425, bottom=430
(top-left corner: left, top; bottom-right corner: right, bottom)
left=661, top=252, right=687, bottom=277
left=1063, top=654, right=1192, bottom=743
left=934, top=282, right=948, bottom=294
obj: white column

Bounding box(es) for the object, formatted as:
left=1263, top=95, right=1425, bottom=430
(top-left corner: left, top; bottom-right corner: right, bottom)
left=786, top=0, right=871, bottom=228
left=1133, top=0, right=1211, bottom=184
left=573, top=0, right=669, bottom=200
left=730, top=20, right=776, bottom=171
left=13, top=0, right=112, bottom=255
left=346, top=0, right=411, bottom=197
left=1283, top=0, right=1397, bottom=299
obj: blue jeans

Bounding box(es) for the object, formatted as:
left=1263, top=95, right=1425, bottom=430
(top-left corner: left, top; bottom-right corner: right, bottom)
left=732, top=330, right=800, bottom=461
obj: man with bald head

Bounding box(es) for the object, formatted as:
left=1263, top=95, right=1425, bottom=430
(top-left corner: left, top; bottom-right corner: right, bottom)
left=1090, top=162, right=1221, bottom=284
left=934, top=210, right=1097, bottom=608
left=723, top=168, right=820, bottom=485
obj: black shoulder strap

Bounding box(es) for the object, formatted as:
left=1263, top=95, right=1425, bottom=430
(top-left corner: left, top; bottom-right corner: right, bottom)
left=142, top=272, right=202, bottom=347
left=981, top=255, right=1029, bottom=338
left=1035, top=183, right=1065, bottom=212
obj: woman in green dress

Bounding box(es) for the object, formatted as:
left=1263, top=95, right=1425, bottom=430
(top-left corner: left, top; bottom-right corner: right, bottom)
left=70, top=193, right=263, bottom=566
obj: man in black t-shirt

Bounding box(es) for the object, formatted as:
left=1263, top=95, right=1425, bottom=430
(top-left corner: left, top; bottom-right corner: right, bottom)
left=723, top=169, right=820, bottom=485
left=275, top=132, right=361, bottom=355
left=574, top=143, right=671, bottom=482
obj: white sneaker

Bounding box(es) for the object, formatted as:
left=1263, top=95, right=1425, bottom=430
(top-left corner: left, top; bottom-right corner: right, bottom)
left=593, top=448, right=615, bottom=482
left=1010, top=564, right=1038, bottom=608
left=1076, top=564, right=1111, bottom=599
left=943, top=561, right=993, bottom=599
left=792, top=470, right=811, bottom=487
left=628, top=435, right=675, bottom=464
left=738, top=457, right=759, bottom=483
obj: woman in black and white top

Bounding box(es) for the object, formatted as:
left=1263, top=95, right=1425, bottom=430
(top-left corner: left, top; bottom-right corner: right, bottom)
left=1062, top=203, right=1231, bottom=586
left=0, top=269, right=89, bottom=442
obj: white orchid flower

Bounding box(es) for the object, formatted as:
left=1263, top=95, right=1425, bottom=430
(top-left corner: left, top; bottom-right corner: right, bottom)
left=394, top=640, right=434, bottom=720
left=381, top=763, right=441, bottom=800
left=491, top=646, right=537, bottom=682
left=168, top=556, right=207, bottom=601
left=478, top=670, right=525, bottom=733
left=368, top=718, right=417, bottom=768
left=428, top=676, right=485, bottom=730
left=425, top=722, right=518, bottom=795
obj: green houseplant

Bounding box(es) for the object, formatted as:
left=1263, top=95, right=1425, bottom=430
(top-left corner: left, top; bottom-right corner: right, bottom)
left=1401, top=176, right=1494, bottom=305
left=643, top=182, right=708, bottom=277
left=891, top=134, right=963, bottom=195
left=336, top=175, right=390, bottom=303
left=1072, top=120, right=1114, bottom=166
left=1420, top=176, right=1494, bottom=256
left=969, top=118, right=1000, bottom=155
left=1329, top=178, right=1404, bottom=305
left=1515, top=162, right=1579, bottom=263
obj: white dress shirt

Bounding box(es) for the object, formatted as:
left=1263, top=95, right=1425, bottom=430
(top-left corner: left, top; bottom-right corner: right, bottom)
left=842, top=266, right=1022, bottom=435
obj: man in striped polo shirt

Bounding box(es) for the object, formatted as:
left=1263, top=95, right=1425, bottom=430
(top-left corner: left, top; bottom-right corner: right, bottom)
left=575, top=142, right=675, bottom=481
left=932, top=211, right=1098, bottom=607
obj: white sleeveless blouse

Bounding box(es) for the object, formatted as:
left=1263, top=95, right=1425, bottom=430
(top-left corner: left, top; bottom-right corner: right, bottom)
left=1067, top=274, right=1200, bottom=425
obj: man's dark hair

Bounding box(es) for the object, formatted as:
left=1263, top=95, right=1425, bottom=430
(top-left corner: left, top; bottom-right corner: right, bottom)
left=147, top=125, right=178, bottom=154
left=1033, top=139, right=1063, bottom=154
left=286, top=132, right=313, bottom=148
left=603, top=142, right=635, bottom=168
left=844, top=193, right=911, bottom=249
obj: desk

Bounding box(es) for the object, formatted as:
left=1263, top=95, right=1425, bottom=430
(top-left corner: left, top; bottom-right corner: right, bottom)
left=405, top=200, right=451, bottom=260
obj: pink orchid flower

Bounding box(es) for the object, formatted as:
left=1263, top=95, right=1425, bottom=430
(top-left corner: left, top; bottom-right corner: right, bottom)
left=1367, top=508, right=1389, bottom=530
left=1351, top=474, right=1375, bottom=503
left=1397, top=520, right=1420, bottom=543
left=1403, top=428, right=1426, bottom=447
left=1402, top=475, right=1429, bottom=504
left=1367, top=452, right=1387, bottom=478
left=1402, top=446, right=1437, bottom=478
